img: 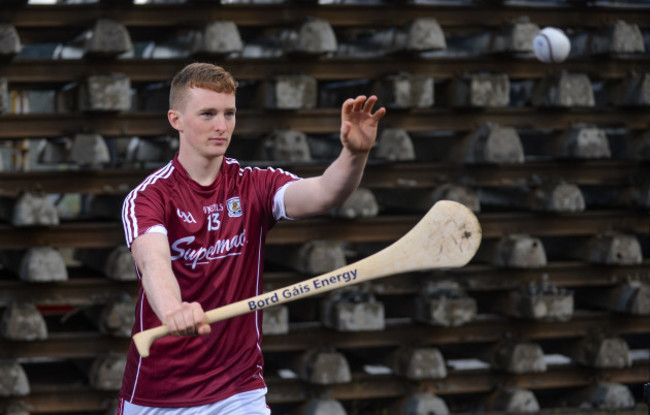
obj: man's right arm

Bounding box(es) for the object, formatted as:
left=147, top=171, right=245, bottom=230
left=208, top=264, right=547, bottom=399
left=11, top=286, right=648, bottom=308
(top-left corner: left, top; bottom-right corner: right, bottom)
left=131, top=232, right=211, bottom=336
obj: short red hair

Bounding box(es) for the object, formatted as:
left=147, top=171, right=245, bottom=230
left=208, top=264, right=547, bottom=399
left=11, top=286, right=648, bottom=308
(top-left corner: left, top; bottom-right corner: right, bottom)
left=169, top=63, right=238, bottom=111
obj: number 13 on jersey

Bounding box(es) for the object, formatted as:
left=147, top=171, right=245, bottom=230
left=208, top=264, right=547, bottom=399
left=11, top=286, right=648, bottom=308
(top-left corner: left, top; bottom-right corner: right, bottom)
left=207, top=213, right=221, bottom=231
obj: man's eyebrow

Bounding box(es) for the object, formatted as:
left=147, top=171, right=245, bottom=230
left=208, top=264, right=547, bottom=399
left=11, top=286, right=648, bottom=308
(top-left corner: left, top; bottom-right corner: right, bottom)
left=197, top=106, right=236, bottom=112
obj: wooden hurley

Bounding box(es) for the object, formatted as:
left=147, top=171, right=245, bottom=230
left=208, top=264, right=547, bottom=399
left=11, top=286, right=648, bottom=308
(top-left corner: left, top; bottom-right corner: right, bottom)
left=133, top=200, right=482, bottom=357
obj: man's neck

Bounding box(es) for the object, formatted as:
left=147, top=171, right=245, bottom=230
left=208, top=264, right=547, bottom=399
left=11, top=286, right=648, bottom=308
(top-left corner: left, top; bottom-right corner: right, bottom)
left=178, top=152, right=223, bottom=186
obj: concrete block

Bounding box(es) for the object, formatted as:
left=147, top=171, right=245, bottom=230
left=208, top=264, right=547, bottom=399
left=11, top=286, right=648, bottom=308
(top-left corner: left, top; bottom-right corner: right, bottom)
left=374, top=128, right=416, bottom=161
left=191, top=21, right=243, bottom=55
left=448, top=73, right=510, bottom=108
left=89, top=354, right=127, bottom=391
left=261, top=129, right=311, bottom=162
left=85, top=296, right=136, bottom=337
left=303, top=398, right=347, bottom=415
left=452, top=123, right=524, bottom=164
left=292, top=240, right=346, bottom=275
left=5, top=401, right=30, bottom=415
left=399, top=393, right=449, bottom=415
left=329, top=188, right=378, bottom=219
left=492, top=234, right=547, bottom=268
left=490, top=18, right=540, bottom=54
left=84, top=19, right=133, bottom=57
left=583, top=281, right=649, bottom=315
left=284, top=17, right=338, bottom=55
left=373, top=73, right=434, bottom=109
left=126, top=136, right=176, bottom=163
left=403, top=18, right=447, bottom=52
left=590, top=20, right=645, bottom=55
left=75, top=246, right=136, bottom=281
left=392, top=346, right=447, bottom=380
left=579, top=233, right=642, bottom=265
left=80, top=74, right=131, bottom=112
left=504, top=278, right=574, bottom=322
left=321, top=288, right=384, bottom=331
left=529, top=182, right=585, bottom=212
left=376, top=183, right=480, bottom=215
left=36, top=138, right=72, bottom=164
left=414, top=281, right=477, bottom=327
left=19, top=247, right=68, bottom=282
left=432, top=184, right=481, bottom=212
left=605, top=73, right=650, bottom=106
left=298, top=349, right=351, bottom=385
left=486, top=387, right=540, bottom=413
left=559, top=126, right=611, bottom=159
left=492, top=340, right=547, bottom=374
left=262, top=305, right=289, bottom=335
left=1, top=302, right=48, bottom=341
left=0, top=361, right=30, bottom=397
left=0, top=78, right=8, bottom=114
left=0, top=23, right=21, bottom=57
left=69, top=132, right=111, bottom=166
left=532, top=72, right=594, bottom=107
left=578, top=383, right=635, bottom=409
left=106, top=246, right=137, bottom=281
left=0, top=247, right=67, bottom=282
left=574, top=333, right=631, bottom=369
left=13, top=90, right=56, bottom=114
left=264, top=75, right=317, bottom=109
left=11, top=192, right=59, bottom=226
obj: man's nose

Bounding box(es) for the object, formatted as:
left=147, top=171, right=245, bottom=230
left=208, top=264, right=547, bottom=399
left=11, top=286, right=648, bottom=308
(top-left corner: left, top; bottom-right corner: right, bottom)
left=213, top=115, right=226, bottom=130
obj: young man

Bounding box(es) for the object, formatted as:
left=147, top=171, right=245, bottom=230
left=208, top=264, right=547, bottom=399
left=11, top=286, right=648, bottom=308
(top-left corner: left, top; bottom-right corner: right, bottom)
left=118, top=62, right=386, bottom=414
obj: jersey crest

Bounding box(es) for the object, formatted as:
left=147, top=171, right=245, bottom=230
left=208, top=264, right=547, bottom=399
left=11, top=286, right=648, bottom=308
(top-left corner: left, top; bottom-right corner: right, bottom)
left=226, top=197, right=243, bottom=217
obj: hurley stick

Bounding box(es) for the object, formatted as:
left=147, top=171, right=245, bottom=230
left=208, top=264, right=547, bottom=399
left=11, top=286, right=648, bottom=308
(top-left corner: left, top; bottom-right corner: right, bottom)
left=133, top=200, right=481, bottom=357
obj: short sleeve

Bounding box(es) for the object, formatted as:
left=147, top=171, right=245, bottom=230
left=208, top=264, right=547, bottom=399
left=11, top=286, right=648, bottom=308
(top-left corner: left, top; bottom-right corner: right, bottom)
left=121, top=187, right=167, bottom=249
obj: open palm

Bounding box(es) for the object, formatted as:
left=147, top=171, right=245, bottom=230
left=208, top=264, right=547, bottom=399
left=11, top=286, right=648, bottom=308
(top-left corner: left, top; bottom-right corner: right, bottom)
left=340, top=95, right=387, bottom=154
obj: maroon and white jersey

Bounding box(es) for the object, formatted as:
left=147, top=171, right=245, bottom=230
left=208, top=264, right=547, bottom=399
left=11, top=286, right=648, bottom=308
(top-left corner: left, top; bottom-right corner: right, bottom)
left=120, top=154, right=299, bottom=408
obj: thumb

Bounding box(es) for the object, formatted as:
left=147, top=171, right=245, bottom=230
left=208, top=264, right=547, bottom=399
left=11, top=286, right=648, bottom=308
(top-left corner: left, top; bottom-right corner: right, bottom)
left=197, top=322, right=211, bottom=335
left=340, top=121, right=351, bottom=141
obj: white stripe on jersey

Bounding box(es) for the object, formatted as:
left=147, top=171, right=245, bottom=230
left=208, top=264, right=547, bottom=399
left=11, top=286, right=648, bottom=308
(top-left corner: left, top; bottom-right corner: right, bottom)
left=225, top=157, right=301, bottom=181
left=131, top=287, right=146, bottom=402
left=122, top=162, right=174, bottom=247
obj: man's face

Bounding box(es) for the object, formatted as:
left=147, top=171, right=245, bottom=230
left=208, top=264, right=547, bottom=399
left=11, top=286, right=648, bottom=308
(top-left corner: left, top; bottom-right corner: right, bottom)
left=169, top=87, right=236, bottom=159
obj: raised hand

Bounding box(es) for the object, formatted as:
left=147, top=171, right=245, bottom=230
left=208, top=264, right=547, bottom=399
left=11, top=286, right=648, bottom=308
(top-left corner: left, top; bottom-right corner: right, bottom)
left=340, top=95, right=386, bottom=154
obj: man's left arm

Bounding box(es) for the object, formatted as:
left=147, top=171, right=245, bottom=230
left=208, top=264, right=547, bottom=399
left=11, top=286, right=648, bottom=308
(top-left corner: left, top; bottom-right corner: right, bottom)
left=284, top=95, right=386, bottom=219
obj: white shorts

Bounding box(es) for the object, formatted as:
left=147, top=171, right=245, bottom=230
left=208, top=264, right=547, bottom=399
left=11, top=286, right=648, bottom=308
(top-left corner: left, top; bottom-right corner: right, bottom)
left=119, top=388, right=270, bottom=415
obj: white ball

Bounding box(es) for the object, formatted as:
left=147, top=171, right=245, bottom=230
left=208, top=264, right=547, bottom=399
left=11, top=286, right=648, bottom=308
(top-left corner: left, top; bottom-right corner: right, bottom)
left=532, top=27, right=571, bottom=63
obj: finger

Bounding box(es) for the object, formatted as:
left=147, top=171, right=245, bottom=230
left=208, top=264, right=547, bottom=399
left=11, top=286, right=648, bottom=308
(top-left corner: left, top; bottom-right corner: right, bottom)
left=352, top=95, right=366, bottom=112
left=341, top=98, right=355, bottom=116
left=183, top=307, right=197, bottom=335
left=372, top=106, right=387, bottom=121
left=197, top=322, right=212, bottom=335
left=171, top=314, right=186, bottom=336
left=362, top=95, right=378, bottom=113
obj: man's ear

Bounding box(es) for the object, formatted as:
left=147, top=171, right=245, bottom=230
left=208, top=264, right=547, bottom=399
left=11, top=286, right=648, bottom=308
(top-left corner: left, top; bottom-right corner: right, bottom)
left=168, top=109, right=182, bottom=132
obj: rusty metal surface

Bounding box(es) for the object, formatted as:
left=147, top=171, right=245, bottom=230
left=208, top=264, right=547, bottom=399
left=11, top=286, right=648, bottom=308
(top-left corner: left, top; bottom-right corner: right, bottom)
left=262, top=313, right=650, bottom=351
left=0, top=261, right=647, bottom=308
left=4, top=3, right=650, bottom=30
left=0, top=160, right=645, bottom=196
left=0, top=210, right=647, bottom=249
left=1, top=108, right=649, bottom=139
left=3, top=57, right=649, bottom=83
